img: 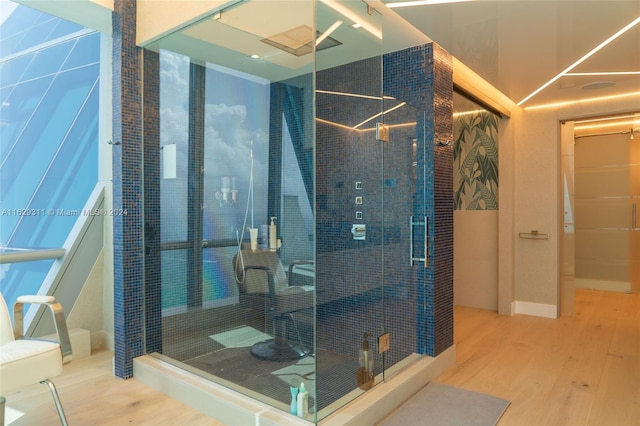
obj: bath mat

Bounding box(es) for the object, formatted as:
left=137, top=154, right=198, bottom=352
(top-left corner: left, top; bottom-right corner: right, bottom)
left=209, top=326, right=271, bottom=348
left=378, top=382, right=510, bottom=426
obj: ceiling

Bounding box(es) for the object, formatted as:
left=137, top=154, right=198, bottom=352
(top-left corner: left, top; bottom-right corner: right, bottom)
left=143, top=0, right=640, bottom=133
left=381, top=0, right=640, bottom=112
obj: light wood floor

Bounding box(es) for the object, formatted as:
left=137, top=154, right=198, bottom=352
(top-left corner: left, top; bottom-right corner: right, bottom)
left=4, top=288, right=638, bottom=425
left=435, top=288, right=640, bottom=426
left=4, top=350, right=223, bottom=426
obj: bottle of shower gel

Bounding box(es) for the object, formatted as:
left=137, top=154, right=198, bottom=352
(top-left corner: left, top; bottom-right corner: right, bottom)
left=269, top=217, right=278, bottom=251
left=260, top=224, right=269, bottom=249
left=296, top=382, right=308, bottom=417
left=357, top=333, right=374, bottom=390
left=289, top=383, right=298, bottom=415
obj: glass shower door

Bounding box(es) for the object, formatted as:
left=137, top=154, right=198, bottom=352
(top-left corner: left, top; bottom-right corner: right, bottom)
left=314, top=1, right=385, bottom=419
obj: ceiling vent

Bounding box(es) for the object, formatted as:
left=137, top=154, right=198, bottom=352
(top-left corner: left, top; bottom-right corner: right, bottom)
left=261, top=25, right=342, bottom=57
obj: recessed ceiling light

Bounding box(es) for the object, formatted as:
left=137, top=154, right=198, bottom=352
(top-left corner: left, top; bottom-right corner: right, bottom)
left=352, top=23, right=362, bottom=29
left=575, top=114, right=637, bottom=124
left=524, top=91, right=640, bottom=110
left=581, top=81, right=616, bottom=90
left=566, top=71, right=640, bottom=76
left=387, top=0, right=475, bottom=7
left=250, top=54, right=260, bottom=59
left=574, top=119, right=638, bottom=130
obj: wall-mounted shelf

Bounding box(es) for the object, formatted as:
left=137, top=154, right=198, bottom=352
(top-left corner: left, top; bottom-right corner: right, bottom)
left=519, top=230, right=550, bottom=240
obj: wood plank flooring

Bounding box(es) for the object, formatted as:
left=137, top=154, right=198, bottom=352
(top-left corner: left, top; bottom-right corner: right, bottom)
left=4, top=350, right=222, bottom=426
left=435, top=289, right=640, bottom=426
left=4, top=288, right=638, bottom=425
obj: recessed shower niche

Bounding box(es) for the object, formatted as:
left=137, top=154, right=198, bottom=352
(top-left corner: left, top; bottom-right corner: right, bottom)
left=139, top=1, right=454, bottom=422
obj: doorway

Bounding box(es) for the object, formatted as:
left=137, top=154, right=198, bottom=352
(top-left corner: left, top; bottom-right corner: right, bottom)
left=563, top=113, right=640, bottom=297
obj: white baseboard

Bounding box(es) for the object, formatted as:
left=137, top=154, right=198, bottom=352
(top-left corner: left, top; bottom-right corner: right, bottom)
left=514, top=301, right=558, bottom=318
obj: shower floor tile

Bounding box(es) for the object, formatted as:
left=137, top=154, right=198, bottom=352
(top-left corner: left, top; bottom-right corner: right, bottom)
left=183, top=343, right=357, bottom=413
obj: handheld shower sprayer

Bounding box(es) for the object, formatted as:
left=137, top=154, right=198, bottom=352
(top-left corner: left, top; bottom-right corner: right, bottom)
left=236, top=140, right=257, bottom=281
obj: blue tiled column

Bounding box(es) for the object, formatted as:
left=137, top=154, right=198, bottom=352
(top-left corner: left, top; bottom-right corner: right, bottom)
left=112, top=0, right=144, bottom=378
left=431, top=44, right=454, bottom=356
left=384, top=43, right=454, bottom=357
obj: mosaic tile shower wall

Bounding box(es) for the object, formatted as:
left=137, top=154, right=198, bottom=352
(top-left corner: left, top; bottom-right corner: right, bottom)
left=315, top=56, right=387, bottom=409
left=383, top=43, right=454, bottom=357
left=431, top=44, right=454, bottom=356
left=112, top=0, right=145, bottom=378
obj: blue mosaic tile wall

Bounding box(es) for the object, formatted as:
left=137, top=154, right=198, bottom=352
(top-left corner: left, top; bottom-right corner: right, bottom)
left=112, top=0, right=145, bottom=379
left=315, top=57, right=387, bottom=408
left=431, top=44, right=454, bottom=356
left=383, top=44, right=454, bottom=357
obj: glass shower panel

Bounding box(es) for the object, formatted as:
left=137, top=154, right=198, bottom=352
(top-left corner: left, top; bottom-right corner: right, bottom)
left=150, top=0, right=318, bottom=418
left=314, top=1, right=384, bottom=420
left=380, top=102, right=423, bottom=375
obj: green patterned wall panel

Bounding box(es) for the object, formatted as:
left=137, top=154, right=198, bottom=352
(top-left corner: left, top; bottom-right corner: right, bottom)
left=453, top=95, right=499, bottom=210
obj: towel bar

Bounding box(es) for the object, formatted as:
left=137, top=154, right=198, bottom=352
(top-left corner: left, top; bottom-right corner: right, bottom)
left=519, top=231, right=549, bottom=240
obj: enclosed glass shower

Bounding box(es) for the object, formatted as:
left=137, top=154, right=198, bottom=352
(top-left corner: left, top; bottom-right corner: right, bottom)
left=142, top=1, right=445, bottom=422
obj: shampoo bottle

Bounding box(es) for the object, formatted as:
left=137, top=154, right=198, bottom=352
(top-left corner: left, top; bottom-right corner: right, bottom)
left=296, top=382, right=308, bottom=417
left=357, top=333, right=374, bottom=390
left=269, top=217, right=278, bottom=251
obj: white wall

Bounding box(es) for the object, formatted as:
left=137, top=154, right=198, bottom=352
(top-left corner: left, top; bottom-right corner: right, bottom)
left=454, top=210, right=498, bottom=310
left=498, top=114, right=515, bottom=315
left=67, top=251, right=108, bottom=351
left=513, top=106, right=561, bottom=309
